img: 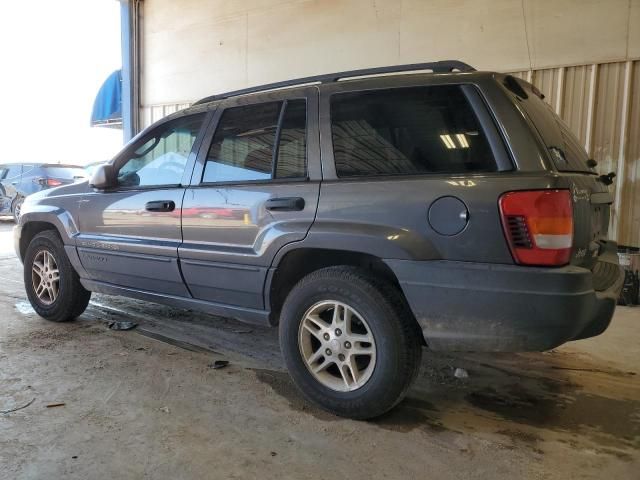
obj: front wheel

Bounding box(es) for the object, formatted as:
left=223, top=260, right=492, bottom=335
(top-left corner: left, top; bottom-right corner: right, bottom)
left=24, top=230, right=91, bottom=322
left=279, top=266, right=422, bottom=419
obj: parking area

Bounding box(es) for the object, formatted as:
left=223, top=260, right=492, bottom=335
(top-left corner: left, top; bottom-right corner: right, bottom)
left=1, top=219, right=638, bottom=478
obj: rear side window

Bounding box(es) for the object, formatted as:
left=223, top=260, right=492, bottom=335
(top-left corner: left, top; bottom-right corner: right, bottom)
left=507, top=77, right=593, bottom=173
left=330, top=86, right=497, bottom=177
left=44, top=167, right=87, bottom=179
left=3, top=165, right=23, bottom=179
left=202, top=99, right=307, bottom=183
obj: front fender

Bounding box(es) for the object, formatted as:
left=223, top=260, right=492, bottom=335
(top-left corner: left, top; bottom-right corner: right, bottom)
left=18, top=204, right=80, bottom=244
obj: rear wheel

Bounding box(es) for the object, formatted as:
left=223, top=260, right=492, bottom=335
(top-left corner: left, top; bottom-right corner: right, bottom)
left=279, top=266, right=422, bottom=419
left=24, top=230, right=91, bottom=322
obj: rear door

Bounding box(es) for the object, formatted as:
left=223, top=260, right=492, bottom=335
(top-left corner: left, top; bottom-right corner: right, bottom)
left=77, top=112, right=209, bottom=296
left=179, top=87, right=320, bottom=309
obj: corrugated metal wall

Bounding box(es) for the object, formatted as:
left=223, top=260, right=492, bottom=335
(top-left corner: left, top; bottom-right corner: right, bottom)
left=141, top=59, right=639, bottom=246
left=512, top=60, right=639, bottom=247
left=141, top=103, right=192, bottom=129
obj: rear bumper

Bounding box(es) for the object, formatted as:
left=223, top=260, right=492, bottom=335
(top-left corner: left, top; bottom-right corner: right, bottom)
left=385, top=258, right=624, bottom=352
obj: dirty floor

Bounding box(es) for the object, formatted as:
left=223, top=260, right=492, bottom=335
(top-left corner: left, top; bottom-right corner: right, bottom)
left=0, top=221, right=638, bottom=479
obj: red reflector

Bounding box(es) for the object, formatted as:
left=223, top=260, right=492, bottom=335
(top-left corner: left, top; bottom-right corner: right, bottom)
left=46, top=178, right=63, bottom=186
left=499, top=190, right=573, bottom=266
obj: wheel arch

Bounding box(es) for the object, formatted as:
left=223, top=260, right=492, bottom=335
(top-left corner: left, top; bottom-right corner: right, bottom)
left=18, top=207, right=79, bottom=261
left=18, top=221, right=63, bottom=261
left=266, top=248, right=423, bottom=345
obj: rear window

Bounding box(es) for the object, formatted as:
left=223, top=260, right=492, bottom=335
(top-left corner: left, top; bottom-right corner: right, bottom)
left=506, top=77, right=594, bottom=173
left=3, top=165, right=22, bottom=179
left=330, top=85, right=497, bottom=177
left=44, top=167, right=87, bottom=180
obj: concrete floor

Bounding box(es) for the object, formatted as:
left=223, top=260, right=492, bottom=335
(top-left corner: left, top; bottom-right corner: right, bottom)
left=0, top=220, right=638, bottom=479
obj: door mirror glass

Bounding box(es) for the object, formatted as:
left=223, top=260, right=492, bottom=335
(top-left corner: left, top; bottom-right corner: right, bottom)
left=89, top=164, right=116, bottom=189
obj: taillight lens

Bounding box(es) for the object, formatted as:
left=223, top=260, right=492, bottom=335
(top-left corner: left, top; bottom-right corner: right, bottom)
left=33, top=177, right=63, bottom=187
left=499, top=190, right=573, bottom=266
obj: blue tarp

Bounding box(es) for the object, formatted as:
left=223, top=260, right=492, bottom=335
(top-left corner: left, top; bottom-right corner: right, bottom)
left=91, top=69, right=122, bottom=127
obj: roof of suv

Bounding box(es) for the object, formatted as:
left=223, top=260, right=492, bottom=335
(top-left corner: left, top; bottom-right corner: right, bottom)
left=193, top=60, right=478, bottom=107
left=0, top=163, right=83, bottom=168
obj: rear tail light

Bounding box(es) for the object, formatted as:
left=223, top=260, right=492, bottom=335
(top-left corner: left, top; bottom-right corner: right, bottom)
left=34, top=177, right=63, bottom=187
left=499, top=190, right=573, bottom=266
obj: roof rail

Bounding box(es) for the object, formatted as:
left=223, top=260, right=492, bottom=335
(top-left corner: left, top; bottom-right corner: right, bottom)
left=193, top=60, right=475, bottom=105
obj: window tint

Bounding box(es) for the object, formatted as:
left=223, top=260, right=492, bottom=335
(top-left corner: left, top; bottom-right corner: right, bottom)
left=45, top=167, right=87, bottom=180
left=330, top=86, right=497, bottom=177
left=118, top=114, right=205, bottom=187
left=4, top=165, right=23, bottom=179
left=509, top=77, right=593, bottom=173
left=202, top=100, right=306, bottom=183
left=276, top=100, right=306, bottom=179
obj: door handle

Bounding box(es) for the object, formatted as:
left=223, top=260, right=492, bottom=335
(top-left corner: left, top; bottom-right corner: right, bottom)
left=145, top=200, right=176, bottom=212
left=265, top=197, right=305, bottom=211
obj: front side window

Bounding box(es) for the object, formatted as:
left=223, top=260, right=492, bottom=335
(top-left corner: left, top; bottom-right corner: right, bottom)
left=117, top=114, right=205, bottom=187
left=330, top=86, right=497, bottom=177
left=202, top=99, right=307, bottom=183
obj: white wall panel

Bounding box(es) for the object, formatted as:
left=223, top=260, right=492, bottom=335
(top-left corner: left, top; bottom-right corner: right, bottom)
left=139, top=0, right=640, bottom=246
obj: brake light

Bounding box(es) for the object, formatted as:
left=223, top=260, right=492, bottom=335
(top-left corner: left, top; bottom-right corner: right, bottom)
left=499, top=190, right=573, bottom=266
left=34, top=177, right=63, bottom=187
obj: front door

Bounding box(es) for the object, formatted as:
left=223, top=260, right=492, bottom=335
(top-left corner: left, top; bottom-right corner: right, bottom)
left=179, top=88, right=320, bottom=309
left=77, top=112, right=209, bottom=296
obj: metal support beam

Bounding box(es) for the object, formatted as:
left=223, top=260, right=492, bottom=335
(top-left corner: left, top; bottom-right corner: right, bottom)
left=584, top=64, right=598, bottom=156
left=611, top=60, right=633, bottom=243
left=120, top=0, right=141, bottom=142
left=555, top=67, right=565, bottom=116
left=526, top=69, right=533, bottom=83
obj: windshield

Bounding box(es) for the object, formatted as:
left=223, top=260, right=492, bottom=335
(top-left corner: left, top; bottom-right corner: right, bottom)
left=505, top=76, right=595, bottom=174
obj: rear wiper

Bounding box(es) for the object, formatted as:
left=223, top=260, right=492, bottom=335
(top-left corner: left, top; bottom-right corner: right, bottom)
left=598, top=172, right=616, bottom=186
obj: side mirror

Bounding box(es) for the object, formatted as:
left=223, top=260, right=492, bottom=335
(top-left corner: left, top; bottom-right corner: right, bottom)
left=89, top=164, right=116, bottom=189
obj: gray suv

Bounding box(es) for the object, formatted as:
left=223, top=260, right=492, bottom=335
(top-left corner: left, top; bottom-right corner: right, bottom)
left=15, top=61, right=624, bottom=419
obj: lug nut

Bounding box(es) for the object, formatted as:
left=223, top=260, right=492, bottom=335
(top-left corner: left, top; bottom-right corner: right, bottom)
left=335, top=328, right=342, bottom=336
left=344, top=341, right=352, bottom=349
left=323, top=333, right=330, bottom=341
left=325, top=348, right=332, bottom=356
left=338, top=354, right=345, bottom=361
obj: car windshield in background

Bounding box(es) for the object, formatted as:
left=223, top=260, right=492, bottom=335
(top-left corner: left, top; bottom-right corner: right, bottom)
left=44, top=167, right=87, bottom=180
left=507, top=77, right=595, bottom=174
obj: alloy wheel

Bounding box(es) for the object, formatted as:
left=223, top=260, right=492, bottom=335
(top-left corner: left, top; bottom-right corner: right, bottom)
left=31, top=250, right=60, bottom=305
left=298, top=300, right=377, bottom=392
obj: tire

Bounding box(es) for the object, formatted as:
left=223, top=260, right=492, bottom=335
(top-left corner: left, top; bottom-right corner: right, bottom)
left=12, top=196, right=24, bottom=222
left=279, top=266, right=422, bottom=419
left=23, top=230, right=91, bottom=322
